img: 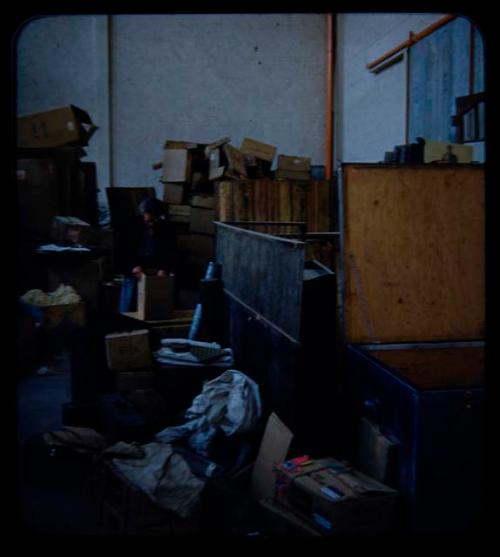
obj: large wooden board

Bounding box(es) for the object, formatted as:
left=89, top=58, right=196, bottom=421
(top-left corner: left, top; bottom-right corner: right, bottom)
left=341, top=164, right=484, bottom=343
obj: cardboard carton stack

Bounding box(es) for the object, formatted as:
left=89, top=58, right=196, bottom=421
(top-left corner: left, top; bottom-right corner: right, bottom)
left=154, top=135, right=317, bottom=283
left=105, top=329, right=155, bottom=393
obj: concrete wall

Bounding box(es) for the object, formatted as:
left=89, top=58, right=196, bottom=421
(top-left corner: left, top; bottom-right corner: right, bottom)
left=16, top=15, right=110, bottom=213
left=110, top=14, right=326, bottom=194
left=16, top=14, right=327, bottom=216
left=334, top=13, right=444, bottom=164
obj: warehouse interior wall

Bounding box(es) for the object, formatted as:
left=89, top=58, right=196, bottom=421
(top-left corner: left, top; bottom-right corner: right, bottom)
left=334, top=13, right=445, bottom=164
left=16, top=14, right=327, bottom=221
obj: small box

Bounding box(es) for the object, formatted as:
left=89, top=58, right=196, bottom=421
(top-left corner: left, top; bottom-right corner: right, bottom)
left=137, top=274, right=175, bottom=321
left=161, top=149, right=191, bottom=183
left=51, top=216, right=91, bottom=244
left=191, top=194, right=215, bottom=209
left=105, top=329, right=152, bottom=371
left=17, top=105, right=97, bottom=148
left=277, top=155, right=311, bottom=172
left=163, top=183, right=186, bottom=205
left=240, top=137, right=277, bottom=163
left=274, top=457, right=398, bottom=535
left=167, top=204, right=191, bottom=223
left=274, top=169, right=310, bottom=181
left=190, top=207, right=215, bottom=235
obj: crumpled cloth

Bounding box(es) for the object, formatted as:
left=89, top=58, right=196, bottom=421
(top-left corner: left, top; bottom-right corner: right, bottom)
left=101, top=441, right=145, bottom=459
left=155, top=369, right=262, bottom=456
left=111, top=442, right=205, bottom=518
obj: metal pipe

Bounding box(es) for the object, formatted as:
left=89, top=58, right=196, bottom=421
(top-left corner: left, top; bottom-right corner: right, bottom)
left=366, top=14, right=457, bottom=71
left=325, top=13, right=334, bottom=180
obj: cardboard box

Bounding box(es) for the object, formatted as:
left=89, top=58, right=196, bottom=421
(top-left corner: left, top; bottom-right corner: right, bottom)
left=274, top=169, right=310, bottom=181
left=47, top=302, right=86, bottom=331
left=105, top=329, right=152, bottom=371
left=277, top=155, right=311, bottom=172
left=161, top=149, right=191, bottom=183
left=241, top=137, right=277, bottom=162
left=137, top=274, right=175, bottom=321
left=191, top=194, right=215, bottom=209
left=164, top=140, right=198, bottom=150
left=114, top=370, right=155, bottom=392
left=207, top=140, right=247, bottom=181
left=274, top=457, right=398, bottom=535
left=163, top=183, right=186, bottom=205
left=423, top=139, right=473, bottom=163
left=357, top=418, right=398, bottom=486
left=167, top=204, right=191, bottom=223
left=51, top=216, right=91, bottom=244
left=17, top=105, right=97, bottom=148
left=251, top=412, right=294, bottom=501
left=190, top=207, right=215, bottom=235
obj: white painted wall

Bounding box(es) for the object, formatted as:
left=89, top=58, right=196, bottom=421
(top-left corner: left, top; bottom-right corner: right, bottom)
left=110, top=14, right=326, bottom=195
left=16, top=14, right=327, bottom=213
left=16, top=15, right=110, bottom=214
left=334, top=13, right=444, bottom=164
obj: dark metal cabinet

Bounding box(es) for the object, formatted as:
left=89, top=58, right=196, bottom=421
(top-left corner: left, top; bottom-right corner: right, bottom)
left=346, top=343, right=483, bottom=533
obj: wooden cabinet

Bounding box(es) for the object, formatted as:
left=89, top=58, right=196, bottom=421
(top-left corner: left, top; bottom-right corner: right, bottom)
left=338, top=164, right=485, bottom=533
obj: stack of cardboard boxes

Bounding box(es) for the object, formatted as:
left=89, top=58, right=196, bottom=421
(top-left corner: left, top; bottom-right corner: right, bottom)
left=155, top=135, right=316, bottom=284
left=105, top=329, right=155, bottom=393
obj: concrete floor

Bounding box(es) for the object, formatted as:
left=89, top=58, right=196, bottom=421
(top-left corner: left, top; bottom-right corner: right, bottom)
left=17, top=353, right=102, bottom=535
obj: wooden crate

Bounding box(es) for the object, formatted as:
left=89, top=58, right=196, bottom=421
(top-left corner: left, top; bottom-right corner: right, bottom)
left=215, top=179, right=331, bottom=233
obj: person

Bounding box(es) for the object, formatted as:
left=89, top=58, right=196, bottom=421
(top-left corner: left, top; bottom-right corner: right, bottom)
left=119, top=197, right=177, bottom=312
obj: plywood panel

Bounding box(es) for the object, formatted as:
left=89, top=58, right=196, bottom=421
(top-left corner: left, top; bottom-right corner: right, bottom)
left=216, top=223, right=305, bottom=340
left=342, top=164, right=484, bottom=343
left=368, top=346, right=484, bottom=390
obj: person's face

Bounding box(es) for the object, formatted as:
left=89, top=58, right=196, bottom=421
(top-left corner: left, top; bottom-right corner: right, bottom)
left=143, top=211, right=154, bottom=224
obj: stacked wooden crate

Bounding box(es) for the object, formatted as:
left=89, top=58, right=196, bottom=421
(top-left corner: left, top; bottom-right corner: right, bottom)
left=215, top=179, right=331, bottom=233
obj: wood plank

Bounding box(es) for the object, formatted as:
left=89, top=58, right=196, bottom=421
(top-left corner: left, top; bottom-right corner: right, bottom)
left=342, top=164, right=484, bottom=343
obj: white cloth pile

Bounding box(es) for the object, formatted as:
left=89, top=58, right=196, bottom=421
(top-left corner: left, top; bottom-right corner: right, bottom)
left=37, top=244, right=90, bottom=253
left=154, top=338, right=233, bottom=368
left=155, top=369, right=262, bottom=456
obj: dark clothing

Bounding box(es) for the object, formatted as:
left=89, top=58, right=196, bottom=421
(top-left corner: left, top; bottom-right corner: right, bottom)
left=127, top=216, right=177, bottom=273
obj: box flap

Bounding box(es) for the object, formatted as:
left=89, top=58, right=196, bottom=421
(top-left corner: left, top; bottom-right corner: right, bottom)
left=251, top=412, right=293, bottom=500
left=241, top=137, right=277, bottom=162
left=164, top=139, right=198, bottom=150
left=161, top=149, right=189, bottom=182
left=340, top=164, right=485, bottom=343
left=223, top=144, right=247, bottom=178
